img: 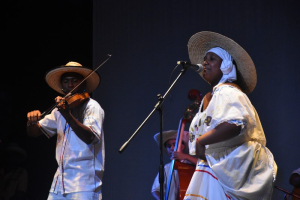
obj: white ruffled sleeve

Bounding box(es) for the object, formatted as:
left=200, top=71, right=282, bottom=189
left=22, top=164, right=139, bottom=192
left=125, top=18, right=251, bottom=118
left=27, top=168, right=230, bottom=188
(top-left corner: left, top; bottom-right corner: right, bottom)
left=206, top=86, right=256, bottom=132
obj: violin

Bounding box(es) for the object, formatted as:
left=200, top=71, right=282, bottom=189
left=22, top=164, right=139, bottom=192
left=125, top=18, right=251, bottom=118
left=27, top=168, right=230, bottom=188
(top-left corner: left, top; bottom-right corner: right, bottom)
left=57, top=92, right=90, bottom=110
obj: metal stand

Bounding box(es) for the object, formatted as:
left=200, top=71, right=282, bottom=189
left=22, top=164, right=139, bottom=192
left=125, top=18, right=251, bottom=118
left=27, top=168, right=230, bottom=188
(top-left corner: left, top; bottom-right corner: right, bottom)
left=119, top=67, right=187, bottom=199
left=157, top=100, right=164, bottom=200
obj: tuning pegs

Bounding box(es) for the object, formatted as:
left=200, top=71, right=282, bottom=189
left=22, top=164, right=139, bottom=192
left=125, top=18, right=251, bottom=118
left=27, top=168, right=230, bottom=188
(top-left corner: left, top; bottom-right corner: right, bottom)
left=187, top=89, right=203, bottom=101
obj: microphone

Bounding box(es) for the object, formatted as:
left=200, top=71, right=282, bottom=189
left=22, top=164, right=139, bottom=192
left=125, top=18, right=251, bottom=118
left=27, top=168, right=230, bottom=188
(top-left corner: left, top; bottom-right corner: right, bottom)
left=177, top=61, right=203, bottom=74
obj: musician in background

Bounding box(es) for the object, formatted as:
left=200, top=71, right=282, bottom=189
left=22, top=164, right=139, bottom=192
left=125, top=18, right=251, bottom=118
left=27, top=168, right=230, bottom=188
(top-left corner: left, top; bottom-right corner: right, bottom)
left=151, top=130, right=197, bottom=200
left=26, top=61, right=105, bottom=200
left=0, top=143, right=28, bottom=200
left=290, top=167, right=300, bottom=200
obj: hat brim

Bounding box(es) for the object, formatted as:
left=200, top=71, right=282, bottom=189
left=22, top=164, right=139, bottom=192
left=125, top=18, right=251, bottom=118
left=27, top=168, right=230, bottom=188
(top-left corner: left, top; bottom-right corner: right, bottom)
left=188, top=31, right=257, bottom=94
left=154, top=130, right=189, bottom=154
left=45, top=66, right=100, bottom=94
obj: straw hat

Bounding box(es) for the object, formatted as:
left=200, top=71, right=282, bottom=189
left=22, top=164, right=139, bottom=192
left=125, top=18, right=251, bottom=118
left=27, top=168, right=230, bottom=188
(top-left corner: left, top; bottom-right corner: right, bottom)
left=153, top=130, right=189, bottom=154
left=45, top=61, right=100, bottom=94
left=188, top=31, right=257, bottom=94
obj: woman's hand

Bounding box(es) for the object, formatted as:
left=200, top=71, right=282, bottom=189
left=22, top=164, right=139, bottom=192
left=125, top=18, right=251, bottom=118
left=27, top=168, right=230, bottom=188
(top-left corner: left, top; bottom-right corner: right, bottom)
left=195, top=139, right=207, bottom=161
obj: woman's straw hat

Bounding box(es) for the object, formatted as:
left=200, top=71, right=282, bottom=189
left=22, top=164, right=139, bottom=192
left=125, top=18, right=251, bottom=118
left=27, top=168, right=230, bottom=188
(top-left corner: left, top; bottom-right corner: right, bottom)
left=45, top=61, right=100, bottom=94
left=188, top=31, right=257, bottom=94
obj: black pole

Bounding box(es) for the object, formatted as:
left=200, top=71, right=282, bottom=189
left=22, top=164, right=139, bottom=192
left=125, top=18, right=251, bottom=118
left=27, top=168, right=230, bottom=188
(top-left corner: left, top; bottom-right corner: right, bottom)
left=118, top=66, right=187, bottom=199
left=118, top=67, right=187, bottom=153
left=157, top=95, right=164, bottom=200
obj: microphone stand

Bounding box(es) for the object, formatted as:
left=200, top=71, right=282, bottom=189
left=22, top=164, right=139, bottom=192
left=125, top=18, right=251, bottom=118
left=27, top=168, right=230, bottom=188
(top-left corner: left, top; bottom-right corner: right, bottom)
left=119, top=66, right=187, bottom=199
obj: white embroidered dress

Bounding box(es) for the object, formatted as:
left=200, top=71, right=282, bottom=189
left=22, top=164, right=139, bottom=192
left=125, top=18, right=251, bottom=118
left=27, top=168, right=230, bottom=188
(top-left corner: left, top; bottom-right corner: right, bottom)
left=184, top=85, right=277, bottom=200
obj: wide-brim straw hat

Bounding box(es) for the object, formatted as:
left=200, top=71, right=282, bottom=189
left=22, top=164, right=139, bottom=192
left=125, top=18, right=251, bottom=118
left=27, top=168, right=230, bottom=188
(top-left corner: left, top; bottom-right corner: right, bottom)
left=188, top=31, right=257, bottom=94
left=45, top=61, right=100, bottom=94
left=154, top=130, right=189, bottom=154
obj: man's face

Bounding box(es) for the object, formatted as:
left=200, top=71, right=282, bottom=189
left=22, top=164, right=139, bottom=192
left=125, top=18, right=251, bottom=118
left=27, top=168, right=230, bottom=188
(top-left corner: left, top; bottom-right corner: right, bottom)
left=165, top=139, right=176, bottom=156
left=165, top=139, right=185, bottom=156
left=61, top=72, right=85, bottom=94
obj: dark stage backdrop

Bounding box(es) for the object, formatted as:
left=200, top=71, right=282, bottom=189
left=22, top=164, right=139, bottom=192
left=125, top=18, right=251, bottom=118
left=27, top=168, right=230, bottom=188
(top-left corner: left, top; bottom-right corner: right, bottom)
left=2, top=1, right=93, bottom=199
left=93, top=0, right=300, bottom=200
left=3, top=0, right=300, bottom=200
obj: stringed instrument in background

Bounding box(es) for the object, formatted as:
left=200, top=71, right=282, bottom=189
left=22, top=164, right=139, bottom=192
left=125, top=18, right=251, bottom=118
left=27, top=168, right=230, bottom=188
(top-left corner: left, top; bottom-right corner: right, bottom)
left=292, top=187, right=300, bottom=200
left=165, top=89, right=203, bottom=200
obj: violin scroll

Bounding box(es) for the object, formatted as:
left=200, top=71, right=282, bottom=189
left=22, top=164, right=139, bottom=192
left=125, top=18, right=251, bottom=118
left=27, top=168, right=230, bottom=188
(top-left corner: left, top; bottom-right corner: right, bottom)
left=183, top=89, right=203, bottom=122
left=188, top=89, right=202, bottom=101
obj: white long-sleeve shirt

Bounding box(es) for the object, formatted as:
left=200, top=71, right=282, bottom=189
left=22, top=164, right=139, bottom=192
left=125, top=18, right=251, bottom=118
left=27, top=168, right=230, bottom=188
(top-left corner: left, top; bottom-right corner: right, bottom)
left=39, top=98, right=105, bottom=194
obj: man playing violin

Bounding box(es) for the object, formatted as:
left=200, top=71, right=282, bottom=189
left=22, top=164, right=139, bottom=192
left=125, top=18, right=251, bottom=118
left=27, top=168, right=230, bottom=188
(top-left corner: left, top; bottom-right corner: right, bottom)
left=151, top=130, right=197, bottom=200
left=27, top=61, right=105, bottom=200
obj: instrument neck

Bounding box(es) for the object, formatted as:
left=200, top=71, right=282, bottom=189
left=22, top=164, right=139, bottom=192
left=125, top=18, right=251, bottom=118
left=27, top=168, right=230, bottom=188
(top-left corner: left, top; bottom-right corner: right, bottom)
left=176, top=122, right=186, bottom=153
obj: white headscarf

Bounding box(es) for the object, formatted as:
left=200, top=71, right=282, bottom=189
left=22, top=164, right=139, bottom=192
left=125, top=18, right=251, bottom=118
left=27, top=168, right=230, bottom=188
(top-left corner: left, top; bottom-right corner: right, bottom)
left=205, top=47, right=237, bottom=87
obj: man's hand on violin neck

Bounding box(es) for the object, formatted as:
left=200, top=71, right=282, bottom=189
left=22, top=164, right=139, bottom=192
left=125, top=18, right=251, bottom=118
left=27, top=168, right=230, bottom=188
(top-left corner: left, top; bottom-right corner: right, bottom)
left=55, top=96, right=63, bottom=103
left=55, top=96, right=69, bottom=112
left=27, top=110, right=41, bottom=122
left=55, top=96, right=73, bottom=119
